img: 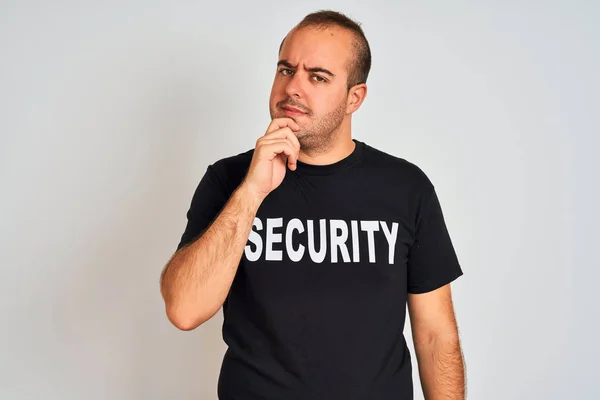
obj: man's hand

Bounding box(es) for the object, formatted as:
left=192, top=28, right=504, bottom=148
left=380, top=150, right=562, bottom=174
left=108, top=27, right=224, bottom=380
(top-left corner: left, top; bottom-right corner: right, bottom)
left=242, top=118, right=301, bottom=202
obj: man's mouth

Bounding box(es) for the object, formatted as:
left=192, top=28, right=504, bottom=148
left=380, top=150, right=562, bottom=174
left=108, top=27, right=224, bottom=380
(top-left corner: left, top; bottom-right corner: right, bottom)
left=281, top=105, right=307, bottom=116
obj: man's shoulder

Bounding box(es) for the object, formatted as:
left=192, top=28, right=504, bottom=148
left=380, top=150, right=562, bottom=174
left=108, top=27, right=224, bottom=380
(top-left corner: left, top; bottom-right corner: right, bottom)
left=358, top=140, right=433, bottom=188
left=205, top=148, right=254, bottom=192
left=210, top=148, right=254, bottom=171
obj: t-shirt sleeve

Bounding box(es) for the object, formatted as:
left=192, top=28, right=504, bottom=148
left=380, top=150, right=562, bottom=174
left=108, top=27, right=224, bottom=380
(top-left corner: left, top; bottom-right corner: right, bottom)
left=407, top=185, right=463, bottom=294
left=176, top=165, right=231, bottom=251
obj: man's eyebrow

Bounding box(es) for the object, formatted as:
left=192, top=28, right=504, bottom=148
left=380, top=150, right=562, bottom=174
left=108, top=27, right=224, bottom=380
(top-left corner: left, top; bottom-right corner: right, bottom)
left=277, top=60, right=336, bottom=77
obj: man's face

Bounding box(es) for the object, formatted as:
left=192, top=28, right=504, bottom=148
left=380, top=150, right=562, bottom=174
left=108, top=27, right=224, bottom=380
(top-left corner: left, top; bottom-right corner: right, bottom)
left=269, top=26, right=354, bottom=152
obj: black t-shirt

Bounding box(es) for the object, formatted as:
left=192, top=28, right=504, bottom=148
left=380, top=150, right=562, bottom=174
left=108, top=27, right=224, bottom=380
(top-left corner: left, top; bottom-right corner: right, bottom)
left=176, top=139, right=463, bottom=400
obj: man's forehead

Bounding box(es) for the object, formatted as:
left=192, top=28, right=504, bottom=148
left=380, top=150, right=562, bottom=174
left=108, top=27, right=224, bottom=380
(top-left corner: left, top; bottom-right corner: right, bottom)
left=279, top=26, right=352, bottom=70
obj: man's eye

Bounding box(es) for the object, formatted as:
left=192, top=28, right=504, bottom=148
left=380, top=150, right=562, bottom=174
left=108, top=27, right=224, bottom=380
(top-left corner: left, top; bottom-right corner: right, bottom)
left=280, top=69, right=293, bottom=75
left=312, top=75, right=326, bottom=82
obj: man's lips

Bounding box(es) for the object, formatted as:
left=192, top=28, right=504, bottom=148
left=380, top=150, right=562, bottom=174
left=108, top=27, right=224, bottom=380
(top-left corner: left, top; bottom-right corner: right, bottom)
left=281, top=105, right=307, bottom=115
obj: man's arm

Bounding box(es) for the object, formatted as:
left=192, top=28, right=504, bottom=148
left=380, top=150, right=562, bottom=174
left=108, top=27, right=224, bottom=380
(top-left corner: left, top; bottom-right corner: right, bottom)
left=160, top=117, right=301, bottom=331
left=408, top=283, right=466, bottom=399
left=160, top=183, right=261, bottom=331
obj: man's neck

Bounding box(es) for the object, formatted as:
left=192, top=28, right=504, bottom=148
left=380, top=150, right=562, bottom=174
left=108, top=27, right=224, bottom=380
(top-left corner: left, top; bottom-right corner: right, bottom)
left=298, top=135, right=355, bottom=166
left=298, top=118, right=356, bottom=165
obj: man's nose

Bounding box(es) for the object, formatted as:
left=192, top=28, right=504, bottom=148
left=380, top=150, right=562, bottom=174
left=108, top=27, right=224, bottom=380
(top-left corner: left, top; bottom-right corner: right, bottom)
left=285, top=72, right=305, bottom=98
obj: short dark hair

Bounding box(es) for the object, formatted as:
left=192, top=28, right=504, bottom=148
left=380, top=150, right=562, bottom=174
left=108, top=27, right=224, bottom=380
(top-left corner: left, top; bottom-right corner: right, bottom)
left=278, top=10, right=372, bottom=89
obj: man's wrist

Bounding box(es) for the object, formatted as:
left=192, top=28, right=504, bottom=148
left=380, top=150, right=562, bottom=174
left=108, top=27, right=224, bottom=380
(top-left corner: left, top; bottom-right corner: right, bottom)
left=236, top=181, right=265, bottom=212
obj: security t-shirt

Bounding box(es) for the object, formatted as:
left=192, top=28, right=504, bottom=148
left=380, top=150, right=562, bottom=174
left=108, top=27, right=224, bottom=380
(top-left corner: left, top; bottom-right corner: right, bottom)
left=176, top=139, right=463, bottom=400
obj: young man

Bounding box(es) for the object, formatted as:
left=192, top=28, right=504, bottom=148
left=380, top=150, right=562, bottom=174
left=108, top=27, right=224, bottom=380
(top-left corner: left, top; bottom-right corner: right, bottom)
left=160, top=10, right=466, bottom=400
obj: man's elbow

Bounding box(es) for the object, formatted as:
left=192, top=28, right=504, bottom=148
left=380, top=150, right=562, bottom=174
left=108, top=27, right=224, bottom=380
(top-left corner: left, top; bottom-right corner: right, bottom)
left=414, top=327, right=460, bottom=348
left=164, top=303, right=216, bottom=331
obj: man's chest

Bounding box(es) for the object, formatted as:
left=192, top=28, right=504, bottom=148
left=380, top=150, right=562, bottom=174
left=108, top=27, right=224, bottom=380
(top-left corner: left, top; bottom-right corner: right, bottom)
left=245, top=173, right=415, bottom=263
left=236, top=176, right=416, bottom=299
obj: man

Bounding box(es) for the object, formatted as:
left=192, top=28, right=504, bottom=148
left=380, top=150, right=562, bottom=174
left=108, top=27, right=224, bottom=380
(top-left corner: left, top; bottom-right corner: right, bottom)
left=160, top=10, right=465, bottom=400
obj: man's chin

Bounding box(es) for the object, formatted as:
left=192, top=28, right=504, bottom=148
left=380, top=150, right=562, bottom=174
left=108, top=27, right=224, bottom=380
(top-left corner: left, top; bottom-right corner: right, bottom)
left=293, top=128, right=309, bottom=138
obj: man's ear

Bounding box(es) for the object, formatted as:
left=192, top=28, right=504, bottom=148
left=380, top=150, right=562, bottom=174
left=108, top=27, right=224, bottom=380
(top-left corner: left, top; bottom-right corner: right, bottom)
left=347, top=83, right=368, bottom=114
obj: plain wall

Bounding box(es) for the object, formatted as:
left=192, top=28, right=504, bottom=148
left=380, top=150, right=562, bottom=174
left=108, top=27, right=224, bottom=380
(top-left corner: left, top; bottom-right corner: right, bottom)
left=1, top=1, right=598, bottom=399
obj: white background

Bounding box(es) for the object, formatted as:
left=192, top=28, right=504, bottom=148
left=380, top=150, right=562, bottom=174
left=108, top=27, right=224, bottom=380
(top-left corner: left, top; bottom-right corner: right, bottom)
left=1, top=1, right=598, bottom=399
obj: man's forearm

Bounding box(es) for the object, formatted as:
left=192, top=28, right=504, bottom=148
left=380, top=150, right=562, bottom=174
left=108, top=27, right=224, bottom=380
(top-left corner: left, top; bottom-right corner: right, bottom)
left=415, top=334, right=466, bottom=399
left=160, top=182, right=262, bottom=330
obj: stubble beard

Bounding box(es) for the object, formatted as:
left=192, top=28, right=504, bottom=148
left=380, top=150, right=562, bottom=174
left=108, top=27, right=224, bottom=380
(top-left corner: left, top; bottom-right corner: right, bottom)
left=270, top=98, right=347, bottom=155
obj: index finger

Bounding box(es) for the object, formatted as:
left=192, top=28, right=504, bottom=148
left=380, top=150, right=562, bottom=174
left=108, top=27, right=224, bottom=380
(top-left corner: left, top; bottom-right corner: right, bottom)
left=266, top=117, right=301, bottom=134
left=264, top=127, right=301, bottom=153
